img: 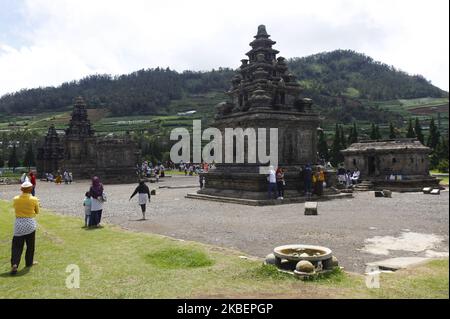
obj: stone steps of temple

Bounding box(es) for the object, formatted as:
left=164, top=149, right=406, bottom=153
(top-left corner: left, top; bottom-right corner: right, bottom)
left=354, top=181, right=374, bottom=191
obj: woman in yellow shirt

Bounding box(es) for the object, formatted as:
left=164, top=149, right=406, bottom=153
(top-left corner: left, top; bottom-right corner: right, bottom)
left=10, top=181, right=40, bottom=275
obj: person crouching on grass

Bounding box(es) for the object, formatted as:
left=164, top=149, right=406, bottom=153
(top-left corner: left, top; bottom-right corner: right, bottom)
left=10, top=181, right=40, bottom=275
left=129, top=180, right=151, bottom=220
left=83, top=192, right=91, bottom=228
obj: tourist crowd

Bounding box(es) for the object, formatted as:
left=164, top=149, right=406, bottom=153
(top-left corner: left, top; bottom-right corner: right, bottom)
left=266, top=165, right=327, bottom=200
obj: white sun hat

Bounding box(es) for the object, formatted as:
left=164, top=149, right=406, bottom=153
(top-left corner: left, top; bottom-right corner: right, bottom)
left=21, top=181, right=33, bottom=188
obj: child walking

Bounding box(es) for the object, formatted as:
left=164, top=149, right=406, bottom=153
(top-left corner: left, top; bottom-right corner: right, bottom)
left=83, top=192, right=91, bottom=227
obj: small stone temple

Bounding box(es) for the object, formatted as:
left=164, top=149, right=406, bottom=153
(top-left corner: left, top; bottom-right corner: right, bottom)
left=197, top=25, right=321, bottom=200
left=37, top=97, right=140, bottom=183
left=341, top=139, right=439, bottom=191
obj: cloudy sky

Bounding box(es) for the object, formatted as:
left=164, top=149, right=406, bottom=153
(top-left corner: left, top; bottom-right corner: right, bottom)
left=0, top=0, right=448, bottom=97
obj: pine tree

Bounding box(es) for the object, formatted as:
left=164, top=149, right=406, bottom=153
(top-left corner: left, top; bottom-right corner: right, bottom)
left=375, top=125, right=381, bottom=140
left=414, top=118, right=424, bottom=144
left=23, top=143, right=36, bottom=169
left=340, top=125, right=347, bottom=149
left=427, top=118, right=440, bottom=150
left=406, top=119, right=415, bottom=138
left=352, top=122, right=358, bottom=143
left=369, top=123, right=377, bottom=140
left=8, top=145, right=20, bottom=172
left=330, top=124, right=343, bottom=166
left=436, top=136, right=449, bottom=160
left=317, top=129, right=329, bottom=161
left=370, top=123, right=381, bottom=140
left=435, top=137, right=449, bottom=172
left=348, top=122, right=358, bottom=144
left=389, top=122, right=396, bottom=139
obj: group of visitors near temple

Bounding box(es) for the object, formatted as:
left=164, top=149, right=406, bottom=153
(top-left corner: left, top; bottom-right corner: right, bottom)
left=266, top=165, right=327, bottom=200
left=136, top=161, right=172, bottom=180
left=336, top=167, right=361, bottom=188
left=41, top=170, right=73, bottom=184
left=179, top=161, right=213, bottom=176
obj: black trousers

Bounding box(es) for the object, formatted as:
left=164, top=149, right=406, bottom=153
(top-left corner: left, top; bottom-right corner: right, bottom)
left=277, top=181, right=285, bottom=197
left=89, top=210, right=103, bottom=226
left=11, top=231, right=36, bottom=267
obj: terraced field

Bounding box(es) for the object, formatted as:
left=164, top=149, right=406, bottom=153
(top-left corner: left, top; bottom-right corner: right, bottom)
left=0, top=95, right=447, bottom=138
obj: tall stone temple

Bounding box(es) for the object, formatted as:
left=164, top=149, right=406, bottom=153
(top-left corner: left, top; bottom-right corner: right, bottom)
left=37, top=97, right=140, bottom=183
left=198, top=25, right=320, bottom=200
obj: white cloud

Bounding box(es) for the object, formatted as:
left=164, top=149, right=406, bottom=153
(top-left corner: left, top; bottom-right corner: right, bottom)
left=0, top=0, right=448, bottom=96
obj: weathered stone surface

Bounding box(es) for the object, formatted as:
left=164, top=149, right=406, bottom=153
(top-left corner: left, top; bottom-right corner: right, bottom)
left=331, top=256, right=339, bottom=267
left=264, top=253, right=277, bottom=265
left=296, top=260, right=315, bottom=273
left=367, top=257, right=430, bottom=271
left=382, top=189, right=392, bottom=198
left=304, top=201, right=318, bottom=215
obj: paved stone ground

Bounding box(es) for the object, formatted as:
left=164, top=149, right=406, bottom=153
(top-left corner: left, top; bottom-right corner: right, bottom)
left=1, top=176, right=448, bottom=273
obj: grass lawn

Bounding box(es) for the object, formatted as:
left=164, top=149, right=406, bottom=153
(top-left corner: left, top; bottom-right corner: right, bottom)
left=439, top=177, right=449, bottom=186
left=430, top=170, right=449, bottom=186
left=0, top=200, right=448, bottom=299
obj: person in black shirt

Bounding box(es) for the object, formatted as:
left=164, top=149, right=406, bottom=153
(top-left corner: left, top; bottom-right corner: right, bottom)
left=129, top=181, right=151, bottom=220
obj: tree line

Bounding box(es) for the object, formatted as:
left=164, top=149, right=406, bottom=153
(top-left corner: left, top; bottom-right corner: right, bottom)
left=0, top=68, right=235, bottom=116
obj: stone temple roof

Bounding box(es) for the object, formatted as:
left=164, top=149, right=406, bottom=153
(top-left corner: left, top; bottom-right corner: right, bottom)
left=342, top=139, right=431, bottom=154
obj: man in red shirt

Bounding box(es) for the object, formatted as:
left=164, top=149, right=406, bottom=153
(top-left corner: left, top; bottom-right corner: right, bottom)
left=29, top=171, right=36, bottom=196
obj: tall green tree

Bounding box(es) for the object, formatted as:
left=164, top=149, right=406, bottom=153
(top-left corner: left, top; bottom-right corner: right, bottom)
left=8, top=145, right=20, bottom=172
left=406, top=119, right=415, bottom=138
left=414, top=118, right=424, bottom=144
left=340, top=125, right=347, bottom=149
left=427, top=118, right=440, bottom=150
left=23, top=143, right=36, bottom=169
left=369, top=123, right=381, bottom=140
left=317, top=129, right=329, bottom=161
left=375, top=125, right=381, bottom=140
left=329, top=124, right=343, bottom=166
left=389, top=122, right=397, bottom=139
left=369, top=123, right=376, bottom=140
left=347, top=122, right=358, bottom=144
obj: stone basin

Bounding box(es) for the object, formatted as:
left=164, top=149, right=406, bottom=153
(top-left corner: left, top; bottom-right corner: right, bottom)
left=273, top=244, right=332, bottom=262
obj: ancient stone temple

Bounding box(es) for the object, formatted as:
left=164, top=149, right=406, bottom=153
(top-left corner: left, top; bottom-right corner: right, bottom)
left=37, top=97, right=140, bottom=183
left=36, top=125, right=65, bottom=174
left=197, top=25, right=320, bottom=200
left=341, top=139, right=439, bottom=191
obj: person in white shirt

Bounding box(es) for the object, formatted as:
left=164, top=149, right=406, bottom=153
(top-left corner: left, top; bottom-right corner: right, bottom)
left=267, top=166, right=277, bottom=199
left=351, top=169, right=360, bottom=184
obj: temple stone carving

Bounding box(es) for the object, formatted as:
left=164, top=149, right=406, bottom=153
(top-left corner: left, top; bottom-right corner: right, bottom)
left=199, top=25, right=320, bottom=200
left=37, top=97, right=140, bottom=183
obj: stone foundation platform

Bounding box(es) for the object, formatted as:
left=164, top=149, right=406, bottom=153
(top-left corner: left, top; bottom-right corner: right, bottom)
left=186, top=192, right=352, bottom=206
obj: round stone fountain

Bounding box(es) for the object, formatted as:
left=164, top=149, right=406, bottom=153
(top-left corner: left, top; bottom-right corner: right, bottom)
left=266, top=244, right=338, bottom=277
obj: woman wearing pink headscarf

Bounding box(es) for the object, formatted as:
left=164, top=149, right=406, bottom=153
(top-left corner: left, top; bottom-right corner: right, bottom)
left=88, top=176, right=105, bottom=228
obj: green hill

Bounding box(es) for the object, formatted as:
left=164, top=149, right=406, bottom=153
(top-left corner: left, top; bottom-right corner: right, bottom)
left=0, top=50, right=447, bottom=127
